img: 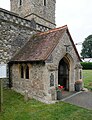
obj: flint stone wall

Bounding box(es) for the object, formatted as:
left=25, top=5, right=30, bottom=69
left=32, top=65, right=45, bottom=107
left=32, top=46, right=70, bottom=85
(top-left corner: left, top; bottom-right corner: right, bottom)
left=0, top=8, right=36, bottom=64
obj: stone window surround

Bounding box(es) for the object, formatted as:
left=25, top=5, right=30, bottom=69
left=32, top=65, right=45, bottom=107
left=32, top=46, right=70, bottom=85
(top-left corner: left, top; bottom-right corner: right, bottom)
left=43, top=0, right=47, bottom=6
left=19, top=64, right=30, bottom=80
left=20, top=65, right=24, bottom=78
left=18, top=0, right=23, bottom=7
left=18, top=0, right=47, bottom=7
left=25, top=65, right=29, bottom=79
left=50, top=73, right=54, bottom=87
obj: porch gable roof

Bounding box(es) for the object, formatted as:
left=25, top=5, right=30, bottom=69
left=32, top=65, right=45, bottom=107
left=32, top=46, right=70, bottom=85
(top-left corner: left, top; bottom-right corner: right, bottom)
left=9, top=25, right=81, bottom=63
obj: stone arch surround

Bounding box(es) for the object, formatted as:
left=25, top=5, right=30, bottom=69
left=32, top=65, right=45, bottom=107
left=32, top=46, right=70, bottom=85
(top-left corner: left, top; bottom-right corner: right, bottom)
left=58, top=53, right=75, bottom=91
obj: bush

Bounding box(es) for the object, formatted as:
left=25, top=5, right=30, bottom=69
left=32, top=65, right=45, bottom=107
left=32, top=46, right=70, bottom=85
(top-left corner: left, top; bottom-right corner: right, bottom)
left=81, top=62, right=92, bottom=69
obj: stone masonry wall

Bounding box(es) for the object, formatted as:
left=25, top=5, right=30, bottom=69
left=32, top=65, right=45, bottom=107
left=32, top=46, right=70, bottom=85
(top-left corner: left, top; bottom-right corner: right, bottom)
left=46, top=31, right=81, bottom=91
left=11, top=63, right=50, bottom=102
left=0, top=8, right=36, bottom=64
left=0, top=8, right=54, bottom=64
left=0, top=7, right=54, bottom=89
left=10, top=0, right=56, bottom=29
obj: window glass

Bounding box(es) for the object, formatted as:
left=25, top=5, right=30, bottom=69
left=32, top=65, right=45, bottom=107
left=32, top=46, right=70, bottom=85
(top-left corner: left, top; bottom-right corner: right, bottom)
left=19, top=0, right=22, bottom=6
left=26, top=65, right=29, bottom=79
left=44, top=0, right=46, bottom=6
left=21, top=65, right=24, bottom=78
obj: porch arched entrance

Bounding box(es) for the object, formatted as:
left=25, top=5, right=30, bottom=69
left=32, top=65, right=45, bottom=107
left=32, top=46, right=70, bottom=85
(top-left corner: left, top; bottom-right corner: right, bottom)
left=58, top=58, right=69, bottom=91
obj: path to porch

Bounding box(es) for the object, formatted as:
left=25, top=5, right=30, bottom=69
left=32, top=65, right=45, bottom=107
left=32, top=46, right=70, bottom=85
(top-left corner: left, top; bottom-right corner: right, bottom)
left=61, top=90, right=77, bottom=99
left=61, top=91, right=92, bottom=110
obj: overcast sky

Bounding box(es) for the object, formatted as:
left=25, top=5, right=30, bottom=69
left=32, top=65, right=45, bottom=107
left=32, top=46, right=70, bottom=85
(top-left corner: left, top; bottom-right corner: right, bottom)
left=0, top=0, right=92, bottom=54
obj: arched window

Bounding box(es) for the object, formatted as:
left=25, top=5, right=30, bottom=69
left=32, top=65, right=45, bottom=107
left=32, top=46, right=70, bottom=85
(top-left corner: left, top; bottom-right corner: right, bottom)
left=19, top=0, right=22, bottom=6
left=26, top=65, right=29, bottom=79
left=20, top=65, right=24, bottom=78
left=43, top=0, right=46, bottom=6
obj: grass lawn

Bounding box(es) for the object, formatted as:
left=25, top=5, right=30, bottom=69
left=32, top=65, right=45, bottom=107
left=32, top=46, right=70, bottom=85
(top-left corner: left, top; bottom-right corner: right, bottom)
left=0, top=89, right=92, bottom=120
left=83, top=70, right=92, bottom=90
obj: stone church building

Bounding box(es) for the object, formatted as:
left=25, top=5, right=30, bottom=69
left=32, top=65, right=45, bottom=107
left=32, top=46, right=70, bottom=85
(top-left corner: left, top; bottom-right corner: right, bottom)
left=0, top=0, right=82, bottom=102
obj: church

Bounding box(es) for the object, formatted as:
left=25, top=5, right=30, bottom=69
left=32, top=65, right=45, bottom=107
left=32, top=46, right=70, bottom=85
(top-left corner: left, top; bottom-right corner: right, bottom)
left=0, top=0, right=82, bottom=102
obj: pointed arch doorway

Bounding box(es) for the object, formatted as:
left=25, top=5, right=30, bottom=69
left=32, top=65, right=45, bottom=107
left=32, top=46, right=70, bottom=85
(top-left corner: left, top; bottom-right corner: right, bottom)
left=58, top=58, right=69, bottom=91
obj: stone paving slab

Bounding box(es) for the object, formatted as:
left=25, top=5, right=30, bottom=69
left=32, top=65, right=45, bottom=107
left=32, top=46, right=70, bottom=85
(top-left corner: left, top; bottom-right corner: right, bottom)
left=62, top=91, right=77, bottom=99
left=62, top=91, right=92, bottom=110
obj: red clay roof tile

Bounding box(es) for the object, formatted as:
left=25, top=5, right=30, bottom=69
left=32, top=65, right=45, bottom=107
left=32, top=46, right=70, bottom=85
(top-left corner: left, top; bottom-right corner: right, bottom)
left=10, top=25, right=81, bottom=62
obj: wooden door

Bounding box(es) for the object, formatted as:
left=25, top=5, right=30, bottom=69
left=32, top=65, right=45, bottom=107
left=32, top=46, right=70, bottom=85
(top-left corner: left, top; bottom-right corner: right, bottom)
left=58, top=59, right=69, bottom=90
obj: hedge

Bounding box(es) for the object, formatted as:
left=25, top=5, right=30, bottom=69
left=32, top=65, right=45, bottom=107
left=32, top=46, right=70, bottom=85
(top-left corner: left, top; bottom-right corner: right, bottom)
left=81, top=62, right=92, bottom=70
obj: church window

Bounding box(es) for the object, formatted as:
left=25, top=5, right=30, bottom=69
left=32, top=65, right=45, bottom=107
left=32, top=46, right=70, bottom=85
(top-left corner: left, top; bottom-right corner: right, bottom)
left=20, top=65, right=24, bottom=78
left=50, top=73, right=54, bottom=87
left=26, top=65, right=29, bottom=79
left=19, top=0, right=22, bottom=6
left=43, top=0, right=46, bottom=6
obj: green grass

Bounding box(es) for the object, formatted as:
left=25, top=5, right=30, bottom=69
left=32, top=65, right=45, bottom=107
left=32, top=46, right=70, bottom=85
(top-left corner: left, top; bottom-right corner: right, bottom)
left=83, top=70, right=92, bottom=90
left=0, top=70, right=92, bottom=119
left=0, top=89, right=92, bottom=120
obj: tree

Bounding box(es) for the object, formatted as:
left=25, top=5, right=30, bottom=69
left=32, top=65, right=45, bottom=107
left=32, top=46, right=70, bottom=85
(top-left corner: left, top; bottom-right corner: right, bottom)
left=81, top=35, right=92, bottom=58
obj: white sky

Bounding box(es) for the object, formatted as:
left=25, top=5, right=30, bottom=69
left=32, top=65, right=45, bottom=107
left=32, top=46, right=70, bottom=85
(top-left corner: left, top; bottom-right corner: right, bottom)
left=0, top=0, right=92, bottom=54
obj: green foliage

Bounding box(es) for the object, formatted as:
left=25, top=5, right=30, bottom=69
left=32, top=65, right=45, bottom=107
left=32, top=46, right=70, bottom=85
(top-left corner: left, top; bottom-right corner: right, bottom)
left=0, top=89, right=92, bottom=120
left=83, top=70, right=92, bottom=91
left=81, top=35, right=92, bottom=58
left=81, top=62, right=92, bottom=69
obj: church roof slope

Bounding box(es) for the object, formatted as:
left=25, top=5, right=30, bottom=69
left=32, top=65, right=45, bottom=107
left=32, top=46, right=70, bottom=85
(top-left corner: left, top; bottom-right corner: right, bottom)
left=9, top=25, right=81, bottom=63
